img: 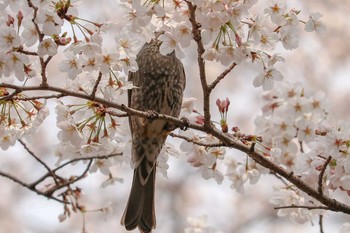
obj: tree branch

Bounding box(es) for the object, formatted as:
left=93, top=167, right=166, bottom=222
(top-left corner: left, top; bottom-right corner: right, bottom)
left=0, top=170, right=65, bottom=203
left=2, top=82, right=350, bottom=215
left=319, top=215, right=325, bottom=233
left=318, top=156, right=332, bottom=195
left=186, top=1, right=212, bottom=129
left=90, top=71, right=102, bottom=98
left=14, top=93, right=66, bottom=100
left=274, top=205, right=330, bottom=211
left=169, top=132, right=224, bottom=147
left=18, top=139, right=60, bottom=186
left=209, top=62, right=237, bottom=91
left=208, top=127, right=350, bottom=215
left=0, top=89, right=21, bottom=101
left=0, top=83, right=202, bottom=131
left=0, top=146, right=122, bottom=205
left=17, top=47, right=38, bottom=56
left=30, top=153, right=122, bottom=188
left=44, top=160, right=93, bottom=196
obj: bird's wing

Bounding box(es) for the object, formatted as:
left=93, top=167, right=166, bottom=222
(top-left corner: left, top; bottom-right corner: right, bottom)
left=127, top=71, right=135, bottom=136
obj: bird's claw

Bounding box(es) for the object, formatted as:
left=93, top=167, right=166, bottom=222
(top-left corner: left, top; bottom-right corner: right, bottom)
left=180, top=117, right=190, bottom=131
left=146, top=110, right=158, bottom=120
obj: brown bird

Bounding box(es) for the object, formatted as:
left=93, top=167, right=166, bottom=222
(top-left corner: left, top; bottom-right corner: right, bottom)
left=121, top=36, right=186, bottom=232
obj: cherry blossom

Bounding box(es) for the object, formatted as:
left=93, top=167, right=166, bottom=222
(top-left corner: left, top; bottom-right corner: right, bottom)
left=57, top=121, right=84, bottom=148
left=264, top=0, right=286, bottom=25
left=100, top=175, right=124, bottom=188
left=158, top=31, right=185, bottom=59
left=90, top=158, right=112, bottom=175
left=305, top=12, right=326, bottom=34
left=58, top=55, right=82, bottom=79
left=0, top=26, right=21, bottom=51
left=279, top=26, right=299, bottom=50
left=0, top=128, right=17, bottom=150
left=121, top=0, right=152, bottom=33
left=35, top=9, right=63, bottom=36
left=37, top=38, right=58, bottom=57
left=21, top=21, right=39, bottom=47
left=270, top=186, right=316, bottom=224
left=253, top=66, right=283, bottom=91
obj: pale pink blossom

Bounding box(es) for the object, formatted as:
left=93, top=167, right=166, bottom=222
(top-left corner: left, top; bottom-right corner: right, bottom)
left=305, top=12, right=326, bottom=34
left=253, top=66, right=283, bottom=91
left=90, top=159, right=112, bottom=175
left=58, top=55, right=82, bottom=79
left=0, top=27, right=21, bottom=51
left=158, top=32, right=185, bottom=59
left=57, top=121, right=83, bottom=148
left=37, top=38, right=57, bottom=57
left=280, top=26, right=299, bottom=50
left=264, top=0, right=286, bottom=25
left=35, top=10, right=63, bottom=35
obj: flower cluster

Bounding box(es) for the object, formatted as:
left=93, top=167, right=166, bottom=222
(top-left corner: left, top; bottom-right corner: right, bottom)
left=0, top=0, right=74, bottom=82
left=0, top=0, right=326, bottom=152
left=192, top=0, right=325, bottom=90
left=180, top=131, right=225, bottom=184
left=226, top=157, right=263, bottom=193
left=0, top=89, right=49, bottom=149
left=254, top=80, right=350, bottom=224
left=55, top=100, right=128, bottom=176
left=270, top=186, right=322, bottom=224
left=255, top=81, right=329, bottom=170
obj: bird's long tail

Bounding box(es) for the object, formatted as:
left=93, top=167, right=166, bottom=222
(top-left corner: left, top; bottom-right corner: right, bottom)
left=121, top=162, right=156, bottom=233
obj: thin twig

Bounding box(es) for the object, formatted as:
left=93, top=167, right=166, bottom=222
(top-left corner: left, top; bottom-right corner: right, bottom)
left=0, top=170, right=30, bottom=189
left=209, top=62, right=237, bottom=91
left=14, top=93, right=66, bottom=100
left=27, top=0, right=49, bottom=86
left=0, top=170, right=65, bottom=203
left=27, top=0, right=43, bottom=40
left=186, top=1, right=212, bottom=128
left=39, top=55, right=53, bottom=86
left=18, top=139, right=60, bottom=186
left=45, top=160, right=93, bottom=196
left=319, top=215, right=324, bottom=233
left=271, top=172, right=290, bottom=187
left=17, top=47, right=38, bottom=56
left=91, top=71, right=103, bottom=98
left=170, top=132, right=224, bottom=147
left=318, top=156, right=332, bottom=195
left=274, top=205, right=330, bottom=211
left=30, top=153, right=122, bottom=188
left=53, top=153, right=122, bottom=173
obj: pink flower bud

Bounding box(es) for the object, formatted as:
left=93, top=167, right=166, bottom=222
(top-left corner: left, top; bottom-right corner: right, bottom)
left=6, top=15, right=14, bottom=27
left=216, top=97, right=230, bottom=113
left=235, top=32, right=242, bottom=47
left=17, top=10, right=23, bottom=27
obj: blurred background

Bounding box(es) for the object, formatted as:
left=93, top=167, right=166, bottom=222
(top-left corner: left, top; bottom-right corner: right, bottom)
left=1, top=0, right=350, bottom=232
